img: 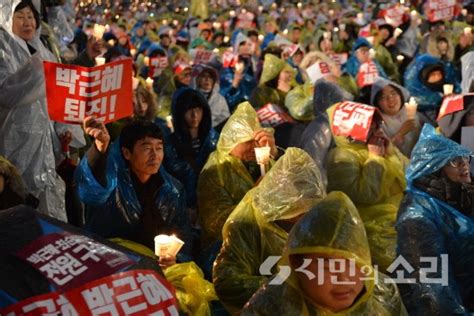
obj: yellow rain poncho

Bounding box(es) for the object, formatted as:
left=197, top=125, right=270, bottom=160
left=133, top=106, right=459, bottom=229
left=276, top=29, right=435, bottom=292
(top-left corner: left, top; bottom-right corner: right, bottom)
left=325, top=104, right=408, bottom=272
left=242, top=191, right=407, bottom=315
left=213, top=147, right=327, bottom=315
left=250, top=54, right=297, bottom=110
left=284, top=81, right=314, bottom=122
left=197, top=102, right=273, bottom=245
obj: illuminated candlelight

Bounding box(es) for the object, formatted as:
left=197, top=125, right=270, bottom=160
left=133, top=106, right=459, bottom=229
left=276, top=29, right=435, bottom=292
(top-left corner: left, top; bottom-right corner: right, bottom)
left=93, top=24, right=105, bottom=40
left=166, top=115, right=174, bottom=132
left=443, top=84, right=454, bottom=96
left=144, top=56, right=150, bottom=66
left=95, top=57, right=105, bottom=65
left=464, top=27, right=472, bottom=35
left=145, top=77, right=154, bottom=89
left=255, top=145, right=271, bottom=176
left=405, top=97, right=418, bottom=120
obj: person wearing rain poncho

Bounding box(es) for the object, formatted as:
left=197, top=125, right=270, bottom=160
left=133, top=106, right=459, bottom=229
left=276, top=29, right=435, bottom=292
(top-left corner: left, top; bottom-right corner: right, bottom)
left=249, top=53, right=297, bottom=110
left=403, top=54, right=460, bottom=120
left=396, top=125, right=474, bottom=314
left=0, top=0, right=69, bottom=221
left=197, top=102, right=278, bottom=246
left=326, top=103, right=409, bottom=272
left=242, top=191, right=407, bottom=315
left=213, top=147, right=327, bottom=315
left=370, top=78, right=421, bottom=157
left=299, top=79, right=349, bottom=187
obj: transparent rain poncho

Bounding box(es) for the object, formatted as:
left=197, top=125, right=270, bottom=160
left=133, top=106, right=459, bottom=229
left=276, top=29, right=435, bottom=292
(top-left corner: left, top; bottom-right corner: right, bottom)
left=0, top=0, right=66, bottom=221
left=213, top=147, right=326, bottom=315
left=242, top=191, right=407, bottom=315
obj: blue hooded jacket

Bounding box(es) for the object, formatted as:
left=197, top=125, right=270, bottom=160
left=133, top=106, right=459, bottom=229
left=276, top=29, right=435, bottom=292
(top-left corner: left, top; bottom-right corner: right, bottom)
left=396, top=124, right=474, bottom=315
left=403, top=54, right=461, bottom=112
left=343, top=37, right=388, bottom=80
left=75, top=139, right=193, bottom=261
left=219, top=60, right=257, bottom=112
left=163, top=87, right=219, bottom=208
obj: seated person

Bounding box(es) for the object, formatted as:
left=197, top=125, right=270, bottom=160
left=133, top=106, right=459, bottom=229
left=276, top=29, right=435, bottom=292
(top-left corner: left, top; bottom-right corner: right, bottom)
left=213, top=148, right=327, bottom=315
left=326, top=103, right=408, bottom=272
left=396, top=124, right=474, bottom=314
left=75, top=118, right=193, bottom=267
left=242, top=191, right=407, bottom=315
left=197, top=102, right=278, bottom=246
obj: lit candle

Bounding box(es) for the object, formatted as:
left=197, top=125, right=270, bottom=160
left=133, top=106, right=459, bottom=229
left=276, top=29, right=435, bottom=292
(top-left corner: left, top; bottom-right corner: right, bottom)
left=183, top=7, right=188, bottom=12
left=396, top=55, right=405, bottom=62
left=443, top=84, right=454, bottom=96
left=144, top=56, right=150, bottom=66
left=229, top=10, right=236, bottom=17
left=405, top=97, right=418, bottom=120
left=394, top=28, right=403, bottom=38
left=154, top=234, right=172, bottom=258
left=255, top=145, right=271, bottom=176
left=297, top=2, right=302, bottom=8
left=410, top=10, right=417, bottom=17
left=462, top=9, right=468, bottom=16
left=224, top=36, right=230, bottom=43
left=130, top=48, right=137, bottom=56
left=95, top=57, right=106, bottom=65
left=283, top=28, right=289, bottom=35
left=146, top=77, right=154, bottom=89
left=93, top=24, right=105, bottom=40
left=369, top=48, right=376, bottom=59
left=213, top=48, right=219, bottom=54
left=258, top=34, right=264, bottom=42
left=464, top=27, right=472, bottom=35
left=258, top=5, right=263, bottom=12
left=166, top=115, right=174, bottom=132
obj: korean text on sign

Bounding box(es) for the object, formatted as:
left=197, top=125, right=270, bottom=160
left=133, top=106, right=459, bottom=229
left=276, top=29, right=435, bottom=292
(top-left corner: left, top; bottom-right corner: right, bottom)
left=426, top=0, right=459, bottom=22
left=357, top=61, right=379, bottom=88
left=44, top=59, right=133, bottom=125
left=331, top=101, right=376, bottom=142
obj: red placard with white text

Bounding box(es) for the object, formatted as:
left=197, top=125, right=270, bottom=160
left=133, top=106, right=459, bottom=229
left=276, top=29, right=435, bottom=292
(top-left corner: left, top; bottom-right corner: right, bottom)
left=149, top=57, right=169, bottom=78
left=426, top=0, right=460, bottom=22
left=257, top=103, right=295, bottom=127
left=44, top=59, right=133, bottom=124
left=223, top=51, right=238, bottom=68
left=381, top=4, right=406, bottom=27
left=437, top=94, right=466, bottom=120
left=0, top=270, right=178, bottom=316
left=357, top=61, right=379, bottom=87
left=332, top=101, right=376, bottom=142
left=190, top=49, right=214, bottom=65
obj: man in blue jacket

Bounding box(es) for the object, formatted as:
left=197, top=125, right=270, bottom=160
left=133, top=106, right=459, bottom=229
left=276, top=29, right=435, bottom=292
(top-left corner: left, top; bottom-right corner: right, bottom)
left=75, top=118, right=193, bottom=267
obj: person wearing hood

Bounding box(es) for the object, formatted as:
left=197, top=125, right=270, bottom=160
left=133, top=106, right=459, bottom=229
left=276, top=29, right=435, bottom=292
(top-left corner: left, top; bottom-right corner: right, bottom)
left=191, top=65, right=230, bottom=129
left=242, top=191, right=407, bottom=315
left=438, top=95, right=474, bottom=144
left=403, top=54, right=460, bottom=121
left=250, top=53, right=297, bottom=110
left=326, top=103, right=409, bottom=272
left=163, top=87, right=219, bottom=210
left=0, top=0, right=69, bottom=221
left=213, top=147, right=327, bottom=315
left=220, top=34, right=258, bottom=112
left=197, top=102, right=278, bottom=247
left=371, top=78, right=421, bottom=157
left=299, top=79, right=350, bottom=187
left=396, top=124, right=474, bottom=314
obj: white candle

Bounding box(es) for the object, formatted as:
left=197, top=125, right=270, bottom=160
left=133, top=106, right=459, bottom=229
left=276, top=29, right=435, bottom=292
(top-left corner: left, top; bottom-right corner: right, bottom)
left=369, top=48, right=376, bottom=59
left=464, top=27, right=472, bottom=35
left=283, top=29, right=289, bottom=35
left=95, top=57, right=106, bottom=65
left=255, top=146, right=271, bottom=176
left=405, top=97, right=418, bottom=120
left=258, top=34, right=264, bottom=42
left=93, top=24, right=105, bottom=40
left=130, top=48, right=137, bottom=57
left=410, top=10, right=417, bottom=17
left=168, top=235, right=184, bottom=257
left=145, top=77, right=154, bottom=89
left=143, top=56, right=150, bottom=66
left=297, top=2, right=302, bottom=8
left=394, top=28, right=403, bottom=38
left=443, top=84, right=454, bottom=96
left=396, top=55, right=405, bottom=62
left=154, top=234, right=172, bottom=257
left=229, top=10, right=236, bottom=17
left=166, top=115, right=174, bottom=132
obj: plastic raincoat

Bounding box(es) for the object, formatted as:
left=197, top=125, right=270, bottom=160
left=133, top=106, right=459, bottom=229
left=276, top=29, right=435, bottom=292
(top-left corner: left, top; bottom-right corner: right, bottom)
left=284, top=81, right=314, bottom=122
left=75, top=141, right=193, bottom=261
left=163, top=88, right=219, bottom=208
left=370, top=78, right=420, bottom=157
left=403, top=54, right=461, bottom=112
left=242, top=191, right=407, bottom=316
left=299, top=80, right=349, bottom=187
left=220, top=60, right=257, bottom=112
left=0, top=0, right=66, bottom=221
left=396, top=124, right=474, bottom=314
left=213, top=147, right=327, bottom=315
left=326, top=103, right=409, bottom=272
left=250, top=54, right=297, bottom=110
left=197, top=102, right=272, bottom=245
left=343, top=38, right=388, bottom=82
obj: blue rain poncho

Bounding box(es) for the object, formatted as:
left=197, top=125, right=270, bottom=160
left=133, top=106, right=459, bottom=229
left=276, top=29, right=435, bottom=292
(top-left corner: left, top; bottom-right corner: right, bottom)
left=219, top=63, right=257, bottom=112
left=395, top=124, right=474, bottom=315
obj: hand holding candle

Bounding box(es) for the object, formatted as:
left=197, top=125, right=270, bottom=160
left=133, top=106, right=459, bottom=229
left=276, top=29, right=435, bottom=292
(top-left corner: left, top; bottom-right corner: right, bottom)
left=154, top=234, right=184, bottom=258
left=405, top=97, right=418, bottom=120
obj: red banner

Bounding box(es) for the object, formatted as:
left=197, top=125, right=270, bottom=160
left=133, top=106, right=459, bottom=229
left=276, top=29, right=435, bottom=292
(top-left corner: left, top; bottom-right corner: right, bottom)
left=332, top=101, right=376, bottom=142
left=190, top=49, right=214, bottom=65
left=0, top=270, right=178, bottom=316
left=426, top=0, right=460, bottom=22
left=381, top=4, right=406, bottom=27
left=149, top=57, right=169, bottom=78
left=437, top=94, right=466, bottom=120
left=357, top=61, right=379, bottom=87
left=16, top=232, right=135, bottom=292
left=223, top=51, right=238, bottom=68
left=44, top=59, right=133, bottom=125
left=257, top=103, right=295, bottom=127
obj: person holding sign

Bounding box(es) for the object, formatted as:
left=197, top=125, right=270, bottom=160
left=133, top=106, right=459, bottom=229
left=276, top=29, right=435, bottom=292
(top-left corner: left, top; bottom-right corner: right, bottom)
left=396, top=124, right=474, bottom=314
left=75, top=118, right=194, bottom=268
left=0, top=0, right=67, bottom=221
left=326, top=102, right=409, bottom=272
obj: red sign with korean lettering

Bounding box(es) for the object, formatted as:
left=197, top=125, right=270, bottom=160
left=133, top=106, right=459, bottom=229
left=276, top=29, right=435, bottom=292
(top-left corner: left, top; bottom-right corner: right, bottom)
left=149, top=57, right=169, bottom=78
left=223, top=51, right=238, bottom=68
left=331, top=101, right=376, bottom=142
left=16, top=232, right=135, bottom=291
left=0, top=270, right=178, bottom=316
left=437, top=94, right=465, bottom=120
left=44, top=58, right=133, bottom=125
left=257, top=103, right=295, bottom=127
left=426, top=0, right=460, bottom=22
left=357, top=61, right=379, bottom=87
left=382, top=4, right=406, bottom=27
left=191, top=49, right=214, bottom=65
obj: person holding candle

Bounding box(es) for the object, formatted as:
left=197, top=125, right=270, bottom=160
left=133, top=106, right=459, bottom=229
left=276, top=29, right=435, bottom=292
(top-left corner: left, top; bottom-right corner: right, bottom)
left=370, top=78, right=421, bottom=157
left=396, top=124, right=474, bottom=314
left=213, top=148, right=326, bottom=315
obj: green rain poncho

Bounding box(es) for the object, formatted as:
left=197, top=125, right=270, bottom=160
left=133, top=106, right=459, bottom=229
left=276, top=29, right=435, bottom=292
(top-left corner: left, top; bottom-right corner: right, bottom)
left=285, top=81, right=314, bottom=122
left=242, top=191, right=407, bottom=315
left=250, top=54, right=297, bottom=110
left=197, top=102, right=273, bottom=244
left=325, top=103, right=408, bottom=272
left=213, top=147, right=327, bottom=315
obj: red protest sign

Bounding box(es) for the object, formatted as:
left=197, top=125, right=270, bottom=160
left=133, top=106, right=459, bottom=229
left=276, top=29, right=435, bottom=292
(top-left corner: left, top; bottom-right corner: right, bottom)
left=437, top=94, right=465, bottom=120
left=191, top=49, right=214, bottom=65
left=44, top=59, right=133, bottom=125
left=16, top=232, right=135, bottom=291
left=357, top=61, right=379, bottom=87
left=332, top=101, right=376, bottom=142
left=426, top=0, right=460, bottom=22
left=329, top=53, right=348, bottom=67
left=0, top=270, right=178, bottom=316
left=306, top=61, right=332, bottom=84
left=149, top=57, right=169, bottom=78
left=381, top=4, right=406, bottom=27
left=223, top=51, right=238, bottom=68
left=257, top=103, right=295, bottom=127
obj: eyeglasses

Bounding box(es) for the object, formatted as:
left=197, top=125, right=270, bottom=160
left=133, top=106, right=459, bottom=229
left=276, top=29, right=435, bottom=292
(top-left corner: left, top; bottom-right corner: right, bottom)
left=378, top=90, right=399, bottom=102
left=448, top=156, right=471, bottom=168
